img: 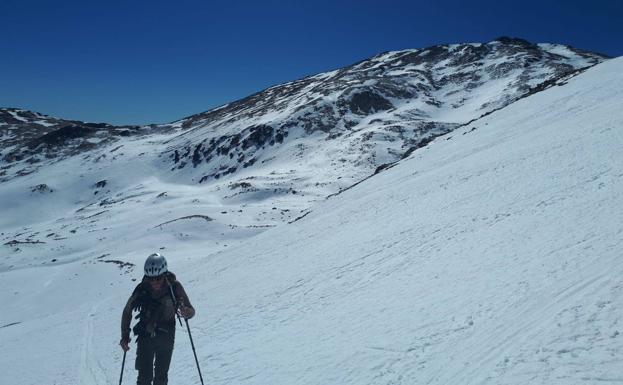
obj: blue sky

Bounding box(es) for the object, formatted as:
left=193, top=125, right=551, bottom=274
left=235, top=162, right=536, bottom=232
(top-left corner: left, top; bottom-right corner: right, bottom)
left=1, top=0, right=621, bottom=125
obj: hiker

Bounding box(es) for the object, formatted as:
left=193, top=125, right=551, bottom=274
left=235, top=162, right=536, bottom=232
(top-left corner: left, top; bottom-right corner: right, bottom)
left=120, top=253, right=195, bottom=385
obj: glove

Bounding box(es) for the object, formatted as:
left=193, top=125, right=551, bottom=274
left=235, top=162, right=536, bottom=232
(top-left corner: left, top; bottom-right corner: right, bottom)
left=120, top=337, right=130, bottom=352
left=178, top=306, right=194, bottom=319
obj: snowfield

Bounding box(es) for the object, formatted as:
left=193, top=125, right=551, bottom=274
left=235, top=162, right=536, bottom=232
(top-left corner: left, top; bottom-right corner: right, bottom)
left=1, top=56, right=623, bottom=384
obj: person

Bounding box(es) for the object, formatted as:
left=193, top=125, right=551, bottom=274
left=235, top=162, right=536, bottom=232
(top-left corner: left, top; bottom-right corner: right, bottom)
left=120, top=253, right=195, bottom=385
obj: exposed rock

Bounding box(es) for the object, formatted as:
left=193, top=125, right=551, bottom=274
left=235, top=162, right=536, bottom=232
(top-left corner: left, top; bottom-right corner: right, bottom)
left=31, top=184, right=53, bottom=193
left=348, top=90, right=393, bottom=115
left=94, top=180, right=107, bottom=188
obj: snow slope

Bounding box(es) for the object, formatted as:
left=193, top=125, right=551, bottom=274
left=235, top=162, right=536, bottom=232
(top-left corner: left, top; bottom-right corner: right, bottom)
left=182, top=57, right=623, bottom=384
left=1, top=57, right=622, bottom=384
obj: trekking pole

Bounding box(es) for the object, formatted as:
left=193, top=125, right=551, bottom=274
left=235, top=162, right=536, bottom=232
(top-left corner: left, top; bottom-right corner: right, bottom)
left=184, top=318, right=205, bottom=385
left=119, top=350, right=127, bottom=385
left=166, top=277, right=204, bottom=385
left=173, top=311, right=205, bottom=385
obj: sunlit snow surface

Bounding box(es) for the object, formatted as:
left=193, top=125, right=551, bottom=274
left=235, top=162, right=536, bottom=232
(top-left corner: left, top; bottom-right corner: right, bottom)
left=1, top=57, right=623, bottom=384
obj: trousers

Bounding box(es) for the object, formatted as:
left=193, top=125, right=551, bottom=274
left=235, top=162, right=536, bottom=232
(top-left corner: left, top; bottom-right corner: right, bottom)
left=135, top=330, right=175, bottom=385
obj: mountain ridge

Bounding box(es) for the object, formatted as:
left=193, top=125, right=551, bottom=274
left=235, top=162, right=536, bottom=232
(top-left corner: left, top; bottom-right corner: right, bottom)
left=4, top=39, right=606, bottom=173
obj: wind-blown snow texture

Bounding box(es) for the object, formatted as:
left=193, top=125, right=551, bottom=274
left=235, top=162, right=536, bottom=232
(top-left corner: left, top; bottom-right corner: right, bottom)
left=0, top=42, right=622, bottom=384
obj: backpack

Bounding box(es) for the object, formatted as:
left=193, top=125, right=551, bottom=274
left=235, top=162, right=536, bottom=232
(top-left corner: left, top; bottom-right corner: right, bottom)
left=131, top=272, right=177, bottom=336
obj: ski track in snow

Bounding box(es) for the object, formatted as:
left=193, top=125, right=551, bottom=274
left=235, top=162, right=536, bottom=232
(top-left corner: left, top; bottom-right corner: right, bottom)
left=80, top=298, right=112, bottom=385
left=438, top=262, right=622, bottom=384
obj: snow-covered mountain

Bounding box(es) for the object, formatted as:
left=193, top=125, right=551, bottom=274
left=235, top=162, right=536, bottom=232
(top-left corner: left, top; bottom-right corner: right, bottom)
left=1, top=40, right=621, bottom=385
left=0, top=38, right=608, bottom=270
left=166, top=38, right=604, bottom=181
left=4, top=38, right=604, bottom=185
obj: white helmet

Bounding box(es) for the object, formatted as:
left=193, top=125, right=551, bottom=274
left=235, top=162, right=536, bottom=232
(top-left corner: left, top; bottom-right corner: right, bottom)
left=144, top=253, right=168, bottom=277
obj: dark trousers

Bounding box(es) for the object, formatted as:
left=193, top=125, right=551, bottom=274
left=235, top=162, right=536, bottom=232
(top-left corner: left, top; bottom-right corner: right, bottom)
left=135, top=330, right=175, bottom=385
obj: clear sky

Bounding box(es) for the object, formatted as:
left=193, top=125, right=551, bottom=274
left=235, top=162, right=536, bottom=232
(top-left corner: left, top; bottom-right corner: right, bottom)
left=1, top=0, right=621, bottom=125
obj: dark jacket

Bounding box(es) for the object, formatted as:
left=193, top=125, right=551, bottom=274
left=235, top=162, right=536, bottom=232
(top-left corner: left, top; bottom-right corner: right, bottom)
left=121, top=272, right=195, bottom=341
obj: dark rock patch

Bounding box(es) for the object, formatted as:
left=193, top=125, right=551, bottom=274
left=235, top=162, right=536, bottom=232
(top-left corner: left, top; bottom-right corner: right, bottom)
left=94, top=180, right=107, bottom=188
left=493, top=36, right=537, bottom=49
left=28, top=125, right=95, bottom=148
left=229, top=182, right=252, bottom=189
left=348, top=90, right=393, bottom=115
left=243, top=158, right=256, bottom=168
left=99, top=259, right=135, bottom=270
left=242, top=125, right=274, bottom=150
left=31, top=184, right=53, bottom=193
left=192, top=143, right=203, bottom=167
left=4, top=239, right=45, bottom=246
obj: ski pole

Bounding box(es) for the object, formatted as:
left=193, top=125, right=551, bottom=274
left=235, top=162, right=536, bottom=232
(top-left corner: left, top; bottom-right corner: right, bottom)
left=119, top=350, right=127, bottom=385
left=166, top=277, right=204, bottom=384
left=184, top=318, right=205, bottom=385
left=166, top=277, right=183, bottom=327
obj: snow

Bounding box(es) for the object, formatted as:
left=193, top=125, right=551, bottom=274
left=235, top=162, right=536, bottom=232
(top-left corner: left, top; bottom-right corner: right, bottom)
left=7, top=110, right=28, bottom=122
left=32, top=119, right=56, bottom=127
left=1, top=56, right=622, bottom=385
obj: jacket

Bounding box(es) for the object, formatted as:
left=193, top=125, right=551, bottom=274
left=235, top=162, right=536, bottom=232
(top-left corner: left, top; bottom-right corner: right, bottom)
left=121, top=272, right=195, bottom=341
